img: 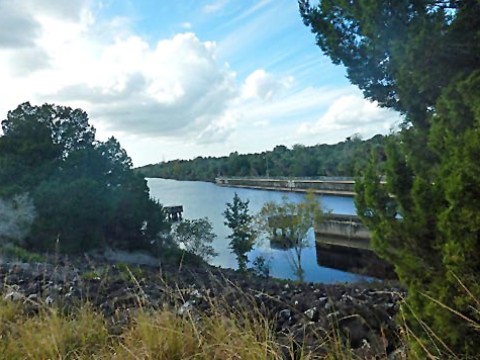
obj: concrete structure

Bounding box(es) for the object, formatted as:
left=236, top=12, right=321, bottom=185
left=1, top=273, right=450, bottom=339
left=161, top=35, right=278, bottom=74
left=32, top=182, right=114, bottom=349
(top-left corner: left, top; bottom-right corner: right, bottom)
left=265, top=212, right=394, bottom=277
left=315, top=214, right=371, bottom=250
left=215, top=176, right=356, bottom=196
left=164, top=205, right=183, bottom=222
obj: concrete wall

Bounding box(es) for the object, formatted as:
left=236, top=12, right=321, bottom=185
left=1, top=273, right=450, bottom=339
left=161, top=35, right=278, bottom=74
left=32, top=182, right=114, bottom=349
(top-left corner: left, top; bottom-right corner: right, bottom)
left=315, top=215, right=371, bottom=250
left=315, top=215, right=370, bottom=239
left=215, top=177, right=355, bottom=196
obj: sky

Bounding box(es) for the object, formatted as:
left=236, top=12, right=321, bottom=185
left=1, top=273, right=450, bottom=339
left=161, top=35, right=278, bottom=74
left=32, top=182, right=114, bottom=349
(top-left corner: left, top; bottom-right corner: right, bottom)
left=0, top=0, right=403, bottom=166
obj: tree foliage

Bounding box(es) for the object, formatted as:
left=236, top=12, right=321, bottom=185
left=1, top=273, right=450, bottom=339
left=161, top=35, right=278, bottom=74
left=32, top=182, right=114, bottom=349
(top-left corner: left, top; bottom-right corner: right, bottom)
left=172, top=218, right=217, bottom=262
left=137, top=134, right=387, bottom=181
left=300, top=0, right=480, bottom=355
left=0, top=102, right=169, bottom=253
left=257, top=193, right=325, bottom=282
left=0, top=193, right=36, bottom=246
left=223, top=193, right=255, bottom=271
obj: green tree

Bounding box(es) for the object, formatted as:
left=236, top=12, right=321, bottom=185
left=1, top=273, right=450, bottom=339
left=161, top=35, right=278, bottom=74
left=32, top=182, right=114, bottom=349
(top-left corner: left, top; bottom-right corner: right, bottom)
left=31, top=177, right=113, bottom=252
left=257, top=193, right=325, bottom=282
left=172, top=218, right=217, bottom=262
left=0, top=194, right=36, bottom=247
left=223, top=193, right=255, bottom=271
left=0, top=103, right=169, bottom=254
left=300, top=0, right=480, bottom=356
left=137, top=136, right=388, bottom=181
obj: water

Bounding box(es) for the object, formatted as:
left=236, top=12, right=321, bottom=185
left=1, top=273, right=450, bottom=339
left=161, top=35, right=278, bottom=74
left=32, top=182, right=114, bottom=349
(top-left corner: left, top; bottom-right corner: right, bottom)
left=147, top=178, right=366, bottom=284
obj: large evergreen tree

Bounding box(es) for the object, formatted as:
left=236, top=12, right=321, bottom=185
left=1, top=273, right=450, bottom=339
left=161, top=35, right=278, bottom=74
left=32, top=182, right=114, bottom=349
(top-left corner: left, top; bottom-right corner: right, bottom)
left=300, top=0, right=480, bottom=356
left=0, top=102, right=168, bottom=253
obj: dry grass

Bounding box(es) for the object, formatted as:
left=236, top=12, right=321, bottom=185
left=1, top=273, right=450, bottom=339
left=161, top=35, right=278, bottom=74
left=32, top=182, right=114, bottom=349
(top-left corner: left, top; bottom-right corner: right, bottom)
left=0, top=295, right=361, bottom=360
left=3, top=266, right=476, bottom=359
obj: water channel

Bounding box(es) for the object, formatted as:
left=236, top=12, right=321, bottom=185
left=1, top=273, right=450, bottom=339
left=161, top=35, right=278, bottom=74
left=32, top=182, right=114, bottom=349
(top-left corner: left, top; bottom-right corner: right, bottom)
left=148, top=178, right=368, bottom=284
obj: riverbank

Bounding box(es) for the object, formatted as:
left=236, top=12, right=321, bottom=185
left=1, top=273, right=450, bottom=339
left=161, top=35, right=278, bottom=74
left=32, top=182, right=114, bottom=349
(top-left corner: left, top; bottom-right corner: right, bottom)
left=0, top=256, right=406, bottom=359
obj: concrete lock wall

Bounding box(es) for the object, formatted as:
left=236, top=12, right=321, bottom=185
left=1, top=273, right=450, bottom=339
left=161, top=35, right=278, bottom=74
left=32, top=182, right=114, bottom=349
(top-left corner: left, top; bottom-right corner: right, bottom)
left=315, top=218, right=370, bottom=240
left=315, top=215, right=371, bottom=251
left=215, top=177, right=355, bottom=196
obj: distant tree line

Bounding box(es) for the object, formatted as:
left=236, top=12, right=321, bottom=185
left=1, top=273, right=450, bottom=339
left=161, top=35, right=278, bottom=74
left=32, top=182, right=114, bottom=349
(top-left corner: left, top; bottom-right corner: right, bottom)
left=137, top=134, right=388, bottom=181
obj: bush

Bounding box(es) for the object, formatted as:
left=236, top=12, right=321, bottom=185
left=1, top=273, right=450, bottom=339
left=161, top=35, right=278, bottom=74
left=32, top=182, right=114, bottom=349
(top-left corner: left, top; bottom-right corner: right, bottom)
left=0, top=193, right=36, bottom=246
left=0, top=244, right=45, bottom=263
left=172, top=218, right=217, bottom=262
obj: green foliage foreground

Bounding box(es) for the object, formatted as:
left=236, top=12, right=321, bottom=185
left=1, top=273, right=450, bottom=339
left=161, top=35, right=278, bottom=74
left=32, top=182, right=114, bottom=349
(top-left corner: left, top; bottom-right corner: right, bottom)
left=300, top=0, right=480, bottom=356
left=0, top=103, right=169, bottom=253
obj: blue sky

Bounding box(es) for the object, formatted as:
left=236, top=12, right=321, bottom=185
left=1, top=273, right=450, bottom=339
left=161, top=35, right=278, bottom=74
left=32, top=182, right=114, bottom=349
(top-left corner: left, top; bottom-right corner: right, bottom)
left=0, top=0, right=401, bottom=166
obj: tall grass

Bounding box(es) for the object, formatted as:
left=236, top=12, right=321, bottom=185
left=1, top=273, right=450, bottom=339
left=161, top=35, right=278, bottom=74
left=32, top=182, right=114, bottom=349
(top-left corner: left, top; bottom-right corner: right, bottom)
left=0, top=299, right=291, bottom=360
left=1, top=265, right=476, bottom=359
left=0, top=293, right=362, bottom=360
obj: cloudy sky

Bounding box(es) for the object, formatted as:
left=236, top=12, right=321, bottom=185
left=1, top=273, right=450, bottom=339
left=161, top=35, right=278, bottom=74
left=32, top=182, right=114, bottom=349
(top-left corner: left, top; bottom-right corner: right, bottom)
left=0, top=0, right=402, bottom=166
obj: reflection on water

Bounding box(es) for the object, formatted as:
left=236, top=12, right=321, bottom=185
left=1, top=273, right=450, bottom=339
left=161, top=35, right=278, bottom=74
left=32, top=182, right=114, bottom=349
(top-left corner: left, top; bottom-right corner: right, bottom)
left=147, top=178, right=369, bottom=284
left=315, top=241, right=395, bottom=279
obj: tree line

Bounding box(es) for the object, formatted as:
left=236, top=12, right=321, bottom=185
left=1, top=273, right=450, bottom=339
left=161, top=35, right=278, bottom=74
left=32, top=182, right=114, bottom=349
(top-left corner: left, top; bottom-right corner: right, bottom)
left=136, top=134, right=388, bottom=181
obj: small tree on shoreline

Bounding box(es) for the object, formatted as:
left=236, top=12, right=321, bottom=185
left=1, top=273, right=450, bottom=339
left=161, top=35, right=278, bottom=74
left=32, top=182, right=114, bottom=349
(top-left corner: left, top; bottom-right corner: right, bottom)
left=223, top=193, right=255, bottom=271
left=172, top=218, right=217, bottom=263
left=257, top=192, right=325, bottom=282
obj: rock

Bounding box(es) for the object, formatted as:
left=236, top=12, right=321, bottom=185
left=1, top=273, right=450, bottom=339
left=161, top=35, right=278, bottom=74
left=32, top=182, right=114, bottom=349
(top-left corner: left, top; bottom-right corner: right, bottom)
left=366, top=332, right=388, bottom=355
left=388, top=346, right=407, bottom=360
left=318, top=296, right=328, bottom=306
left=178, top=300, right=193, bottom=316
left=45, top=295, right=54, bottom=305
left=112, top=293, right=138, bottom=308
left=279, top=309, right=291, bottom=320
left=0, top=257, right=406, bottom=360
left=339, top=316, right=369, bottom=348
left=190, top=289, right=202, bottom=299
left=25, top=293, right=39, bottom=303
left=4, top=291, right=23, bottom=301
left=326, top=310, right=340, bottom=320
left=100, top=301, right=114, bottom=316
left=304, top=307, right=319, bottom=322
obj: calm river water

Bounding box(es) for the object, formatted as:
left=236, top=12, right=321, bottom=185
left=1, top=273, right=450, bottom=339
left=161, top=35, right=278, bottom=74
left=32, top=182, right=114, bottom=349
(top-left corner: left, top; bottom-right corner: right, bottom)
left=147, top=178, right=366, bottom=283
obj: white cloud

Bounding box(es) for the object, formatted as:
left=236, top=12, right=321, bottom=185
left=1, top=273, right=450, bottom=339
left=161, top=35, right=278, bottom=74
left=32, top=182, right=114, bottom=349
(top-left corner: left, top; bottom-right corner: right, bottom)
left=196, top=111, right=239, bottom=144
left=0, top=1, right=40, bottom=49
left=0, top=0, right=237, bottom=141
left=242, top=69, right=292, bottom=101
left=203, top=0, right=229, bottom=14
left=298, top=94, right=402, bottom=137
left=56, top=32, right=237, bottom=138
left=0, top=1, right=402, bottom=166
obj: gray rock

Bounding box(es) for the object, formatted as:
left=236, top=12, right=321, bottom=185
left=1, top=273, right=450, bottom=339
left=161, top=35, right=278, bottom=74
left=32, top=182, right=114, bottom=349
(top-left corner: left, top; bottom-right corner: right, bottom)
left=388, top=346, right=407, bottom=360
left=178, top=300, right=193, bottom=316
left=25, top=293, right=39, bottom=302
left=279, top=309, right=291, bottom=320
left=4, top=291, right=23, bottom=301
left=324, top=301, right=333, bottom=311
left=45, top=295, right=54, bottom=305
left=304, top=307, right=319, bottom=322
left=326, top=310, right=340, bottom=320
left=339, top=316, right=369, bottom=348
